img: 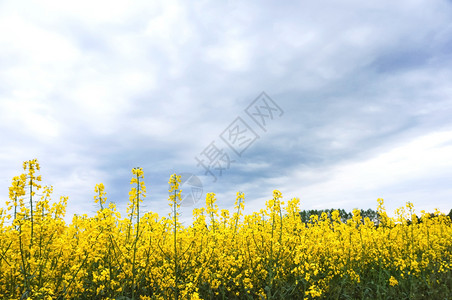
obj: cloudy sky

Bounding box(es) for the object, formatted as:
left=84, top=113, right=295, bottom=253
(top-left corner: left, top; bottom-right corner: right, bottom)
left=1, top=0, right=452, bottom=224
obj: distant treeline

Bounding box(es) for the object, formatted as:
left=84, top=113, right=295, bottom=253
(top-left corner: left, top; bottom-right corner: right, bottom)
left=299, top=208, right=452, bottom=224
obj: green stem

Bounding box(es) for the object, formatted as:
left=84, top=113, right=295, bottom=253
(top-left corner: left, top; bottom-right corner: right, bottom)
left=132, top=173, right=140, bottom=300
left=173, top=187, right=179, bottom=300
left=29, top=178, right=33, bottom=248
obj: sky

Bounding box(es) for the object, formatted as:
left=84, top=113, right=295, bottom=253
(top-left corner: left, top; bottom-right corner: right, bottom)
left=1, top=0, right=452, bottom=224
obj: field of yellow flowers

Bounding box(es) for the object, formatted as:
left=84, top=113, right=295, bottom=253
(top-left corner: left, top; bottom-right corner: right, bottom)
left=0, top=159, right=451, bottom=299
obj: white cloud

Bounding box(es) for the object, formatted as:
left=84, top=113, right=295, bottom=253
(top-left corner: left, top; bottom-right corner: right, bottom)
left=0, top=15, right=79, bottom=65
left=0, top=98, right=60, bottom=139
left=287, top=130, right=452, bottom=212
left=205, top=38, right=254, bottom=72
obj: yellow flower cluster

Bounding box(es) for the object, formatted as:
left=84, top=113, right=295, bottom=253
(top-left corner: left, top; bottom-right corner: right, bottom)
left=0, top=160, right=451, bottom=299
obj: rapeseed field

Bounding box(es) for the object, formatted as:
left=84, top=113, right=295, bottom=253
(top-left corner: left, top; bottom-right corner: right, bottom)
left=0, top=159, right=451, bottom=299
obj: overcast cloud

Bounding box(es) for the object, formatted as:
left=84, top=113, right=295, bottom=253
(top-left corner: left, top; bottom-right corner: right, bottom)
left=1, top=0, right=452, bottom=223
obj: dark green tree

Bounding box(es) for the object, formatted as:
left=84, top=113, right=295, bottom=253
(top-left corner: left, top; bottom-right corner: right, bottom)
left=299, top=208, right=378, bottom=224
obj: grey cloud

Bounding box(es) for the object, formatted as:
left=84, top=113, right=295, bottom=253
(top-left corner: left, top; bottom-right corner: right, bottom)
left=1, top=0, right=452, bottom=221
